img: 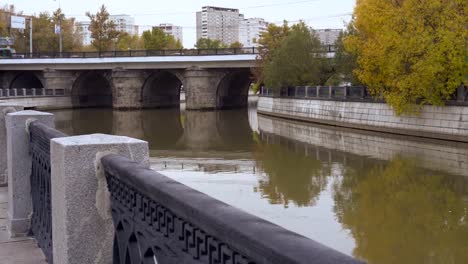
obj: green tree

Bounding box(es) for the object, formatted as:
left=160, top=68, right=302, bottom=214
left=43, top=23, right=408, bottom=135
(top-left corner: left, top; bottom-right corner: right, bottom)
left=86, top=5, right=119, bottom=52
left=345, top=0, right=467, bottom=114
left=142, top=27, right=182, bottom=50
left=229, top=41, right=243, bottom=49
left=253, top=21, right=290, bottom=86
left=263, top=21, right=327, bottom=90
left=195, top=38, right=226, bottom=49
left=329, top=23, right=360, bottom=85
left=115, top=32, right=143, bottom=51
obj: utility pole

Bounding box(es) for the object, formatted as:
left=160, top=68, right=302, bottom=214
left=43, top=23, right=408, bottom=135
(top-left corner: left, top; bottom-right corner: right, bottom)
left=29, top=17, right=32, bottom=55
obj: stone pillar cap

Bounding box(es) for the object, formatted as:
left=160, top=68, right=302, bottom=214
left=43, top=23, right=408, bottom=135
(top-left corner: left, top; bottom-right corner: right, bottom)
left=52, top=134, right=146, bottom=146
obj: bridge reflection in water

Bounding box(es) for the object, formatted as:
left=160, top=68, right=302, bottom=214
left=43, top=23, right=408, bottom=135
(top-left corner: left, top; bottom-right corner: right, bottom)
left=51, top=105, right=468, bottom=264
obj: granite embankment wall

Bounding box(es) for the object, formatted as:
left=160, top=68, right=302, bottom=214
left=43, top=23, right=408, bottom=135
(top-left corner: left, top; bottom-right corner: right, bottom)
left=257, top=114, right=468, bottom=177
left=0, top=96, right=72, bottom=110
left=257, top=96, right=468, bottom=142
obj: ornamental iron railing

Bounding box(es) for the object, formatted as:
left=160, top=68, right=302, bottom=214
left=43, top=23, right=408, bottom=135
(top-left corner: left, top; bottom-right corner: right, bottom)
left=29, top=121, right=67, bottom=264
left=260, top=86, right=468, bottom=105
left=102, top=154, right=362, bottom=264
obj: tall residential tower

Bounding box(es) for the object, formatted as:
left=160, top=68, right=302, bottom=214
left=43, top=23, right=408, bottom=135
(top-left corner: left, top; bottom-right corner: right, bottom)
left=196, top=6, right=240, bottom=45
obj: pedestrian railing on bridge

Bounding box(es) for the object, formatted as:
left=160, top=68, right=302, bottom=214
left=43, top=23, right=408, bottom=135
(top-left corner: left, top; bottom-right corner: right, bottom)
left=260, top=85, right=468, bottom=106
left=8, top=47, right=259, bottom=59
left=0, top=106, right=363, bottom=264
left=5, top=45, right=337, bottom=60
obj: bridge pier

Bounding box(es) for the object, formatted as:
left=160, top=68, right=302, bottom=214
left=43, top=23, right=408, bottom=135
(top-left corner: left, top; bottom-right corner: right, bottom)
left=111, top=69, right=145, bottom=110
left=184, top=67, right=224, bottom=110
left=43, top=70, right=75, bottom=94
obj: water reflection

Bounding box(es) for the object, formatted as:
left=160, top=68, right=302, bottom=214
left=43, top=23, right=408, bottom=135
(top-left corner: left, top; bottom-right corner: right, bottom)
left=333, top=157, right=468, bottom=264
left=254, top=139, right=330, bottom=207
left=53, top=108, right=254, bottom=154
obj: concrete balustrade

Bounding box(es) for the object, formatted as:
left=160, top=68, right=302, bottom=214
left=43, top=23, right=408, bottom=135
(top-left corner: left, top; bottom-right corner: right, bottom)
left=0, top=104, right=24, bottom=186
left=50, top=134, right=149, bottom=264
left=5, top=110, right=54, bottom=236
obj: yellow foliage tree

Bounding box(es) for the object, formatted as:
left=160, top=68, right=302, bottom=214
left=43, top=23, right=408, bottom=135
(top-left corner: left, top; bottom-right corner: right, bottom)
left=345, top=0, right=467, bottom=114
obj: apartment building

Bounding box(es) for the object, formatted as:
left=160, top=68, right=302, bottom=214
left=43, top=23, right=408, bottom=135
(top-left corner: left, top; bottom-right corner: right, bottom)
left=239, top=17, right=268, bottom=47
left=154, top=23, right=183, bottom=43
left=109, top=14, right=138, bottom=36
left=196, top=6, right=240, bottom=45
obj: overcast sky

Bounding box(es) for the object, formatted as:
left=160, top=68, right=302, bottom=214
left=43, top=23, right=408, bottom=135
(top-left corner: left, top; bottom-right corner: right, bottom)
left=7, top=0, right=356, bottom=47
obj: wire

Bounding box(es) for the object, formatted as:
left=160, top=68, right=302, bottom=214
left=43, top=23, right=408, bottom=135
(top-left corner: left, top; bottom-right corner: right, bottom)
left=65, top=0, right=323, bottom=17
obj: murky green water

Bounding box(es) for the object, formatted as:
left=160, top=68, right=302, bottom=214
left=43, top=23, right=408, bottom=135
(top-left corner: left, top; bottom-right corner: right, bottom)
left=51, top=103, right=468, bottom=264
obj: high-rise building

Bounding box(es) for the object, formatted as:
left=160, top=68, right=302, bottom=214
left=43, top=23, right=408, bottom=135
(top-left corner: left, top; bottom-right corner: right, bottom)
left=109, top=14, right=138, bottom=36
left=76, top=21, right=92, bottom=45
left=196, top=6, right=240, bottom=45
left=154, top=23, right=183, bottom=43
left=314, top=29, right=342, bottom=46
left=239, top=17, right=268, bottom=47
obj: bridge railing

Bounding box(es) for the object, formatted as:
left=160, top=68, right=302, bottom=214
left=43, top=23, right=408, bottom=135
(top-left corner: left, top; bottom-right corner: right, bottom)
left=261, top=85, right=468, bottom=105
left=10, top=47, right=260, bottom=59
left=101, top=153, right=361, bottom=264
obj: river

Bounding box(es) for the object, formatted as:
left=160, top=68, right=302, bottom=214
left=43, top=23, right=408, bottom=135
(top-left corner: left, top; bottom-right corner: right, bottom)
left=51, top=99, right=468, bottom=264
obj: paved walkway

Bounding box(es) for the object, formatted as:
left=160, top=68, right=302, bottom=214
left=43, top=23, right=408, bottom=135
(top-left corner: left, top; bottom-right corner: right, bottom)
left=0, top=186, right=47, bottom=264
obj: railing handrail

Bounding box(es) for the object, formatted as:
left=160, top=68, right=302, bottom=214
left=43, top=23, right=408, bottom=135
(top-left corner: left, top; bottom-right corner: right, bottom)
left=101, top=153, right=362, bottom=264
left=4, top=45, right=337, bottom=60
left=5, top=47, right=260, bottom=60
left=260, top=85, right=468, bottom=105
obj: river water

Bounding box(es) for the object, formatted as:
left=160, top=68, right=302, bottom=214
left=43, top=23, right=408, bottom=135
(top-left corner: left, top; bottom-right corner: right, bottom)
left=51, top=100, right=468, bottom=264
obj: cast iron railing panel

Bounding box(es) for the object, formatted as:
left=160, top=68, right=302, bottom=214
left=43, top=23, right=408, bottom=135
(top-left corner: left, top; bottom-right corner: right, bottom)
left=102, top=154, right=362, bottom=264
left=260, top=86, right=468, bottom=105
left=29, top=121, right=67, bottom=264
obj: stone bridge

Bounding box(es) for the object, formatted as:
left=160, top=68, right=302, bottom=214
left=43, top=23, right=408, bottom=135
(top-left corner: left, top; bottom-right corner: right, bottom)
left=0, top=54, right=256, bottom=110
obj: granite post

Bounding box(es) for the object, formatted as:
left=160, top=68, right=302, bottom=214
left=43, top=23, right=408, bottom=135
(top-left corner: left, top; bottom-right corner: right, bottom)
left=50, top=134, right=149, bottom=264
left=6, top=110, right=54, bottom=236
left=0, top=104, right=24, bottom=186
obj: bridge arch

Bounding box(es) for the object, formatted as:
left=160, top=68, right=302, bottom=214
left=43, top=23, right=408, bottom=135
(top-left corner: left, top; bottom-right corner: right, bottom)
left=216, top=69, right=252, bottom=109
left=9, top=72, right=44, bottom=89
left=72, top=71, right=113, bottom=108
left=141, top=71, right=184, bottom=108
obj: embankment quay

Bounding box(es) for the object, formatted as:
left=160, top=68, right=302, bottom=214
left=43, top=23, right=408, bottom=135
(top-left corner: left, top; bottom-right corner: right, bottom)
left=258, top=86, right=468, bottom=142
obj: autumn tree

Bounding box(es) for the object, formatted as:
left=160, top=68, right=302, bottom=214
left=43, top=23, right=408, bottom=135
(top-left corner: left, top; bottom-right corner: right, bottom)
left=86, top=5, right=119, bottom=52
left=263, top=21, right=328, bottom=90
left=195, top=38, right=226, bottom=49
left=345, top=0, right=467, bottom=114
left=142, top=27, right=182, bottom=50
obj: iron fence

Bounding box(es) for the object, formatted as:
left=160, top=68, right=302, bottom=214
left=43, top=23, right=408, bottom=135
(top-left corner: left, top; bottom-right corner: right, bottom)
left=29, top=121, right=68, bottom=264
left=5, top=45, right=337, bottom=59
left=261, top=86, right=468, bottom=105
left=8, top=47, right=259, bottom=59
left=102, top=154, right=362, bottom=264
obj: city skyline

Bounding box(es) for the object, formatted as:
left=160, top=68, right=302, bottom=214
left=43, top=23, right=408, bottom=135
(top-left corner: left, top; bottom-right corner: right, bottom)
left=7, top=0, right=355, bottom=47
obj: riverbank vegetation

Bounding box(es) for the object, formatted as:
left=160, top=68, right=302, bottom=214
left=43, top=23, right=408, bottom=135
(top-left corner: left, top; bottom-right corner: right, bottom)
left=255, top=0, right=466, bottom=114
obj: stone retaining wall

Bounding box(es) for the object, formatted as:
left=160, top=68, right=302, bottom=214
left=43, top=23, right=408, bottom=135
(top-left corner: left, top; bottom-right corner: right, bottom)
left=258, top=96, right=468, bottom=142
